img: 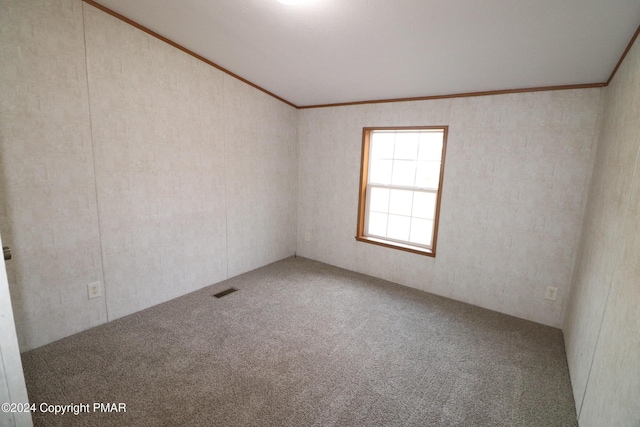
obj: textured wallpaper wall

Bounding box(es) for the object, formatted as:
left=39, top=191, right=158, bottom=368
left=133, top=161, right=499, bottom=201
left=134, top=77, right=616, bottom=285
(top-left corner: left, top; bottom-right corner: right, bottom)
left=563, top=33, right=640, bottom=426
left=0, top=0, right=107, bottom=350
left=297, top=89, right=604, bottom=328
left=223, top=76, right=298, bottom=278
left=0, top=0, right=297, bottom=350
left=84, top=6, right=232, bottom=320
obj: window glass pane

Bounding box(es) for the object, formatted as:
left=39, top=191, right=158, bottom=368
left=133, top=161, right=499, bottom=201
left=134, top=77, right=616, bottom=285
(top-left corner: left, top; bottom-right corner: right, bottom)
left=409, top=218, right=434, bottom=246
left=371, top=132, right=395, bottom=159
left=359, top=127, right=446, bottom=253
left=368, top=212, right=388, bottom=237
left=370, top=159, right=392, bottom=184
left=412, top=192, right=437, bottom=219
left=418, top=140, right=443, bottom=161
left=391, top=160, right=416, bottom=186
left=415, top=161, right=441, bottom=188
left=393, top=132, right=420, bottom=160
left=388, top=189, right=413, bottom=216
left=418, top=131, right=444, bottom=161
left=387, top=215, right=410, bottom=241
left=369, top=187, right=389, bottom=213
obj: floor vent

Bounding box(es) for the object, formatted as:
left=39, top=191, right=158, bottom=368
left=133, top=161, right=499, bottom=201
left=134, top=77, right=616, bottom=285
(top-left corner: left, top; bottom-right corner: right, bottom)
left=213, top=288, right=238, bottom=298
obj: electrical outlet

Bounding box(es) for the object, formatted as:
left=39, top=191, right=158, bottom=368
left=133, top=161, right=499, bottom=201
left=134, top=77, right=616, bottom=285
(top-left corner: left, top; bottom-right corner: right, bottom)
left=544, top=286, right=558, bottom=301
left=88, top=281, right=102, bottom=299
left=304, top=232, right=311, bottom=242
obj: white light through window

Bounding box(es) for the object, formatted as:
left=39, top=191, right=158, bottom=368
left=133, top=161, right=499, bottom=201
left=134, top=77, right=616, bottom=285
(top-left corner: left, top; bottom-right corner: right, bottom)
left=356, top=127, right=447, bottom=256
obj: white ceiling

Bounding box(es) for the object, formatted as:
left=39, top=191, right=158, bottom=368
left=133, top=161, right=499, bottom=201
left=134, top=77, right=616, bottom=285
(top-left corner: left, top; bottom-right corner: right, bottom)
left=92, top=0, right=640, bottom=107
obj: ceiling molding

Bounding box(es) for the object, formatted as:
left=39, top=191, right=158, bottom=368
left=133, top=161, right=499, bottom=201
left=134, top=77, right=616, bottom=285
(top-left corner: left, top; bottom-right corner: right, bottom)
left=83, top=1, right=638, bottom=110
left=297, top=83, right=607, bottom=109
left=607, top=24, right=640, bottom=85
left=82, top=0, right=298, bottom=108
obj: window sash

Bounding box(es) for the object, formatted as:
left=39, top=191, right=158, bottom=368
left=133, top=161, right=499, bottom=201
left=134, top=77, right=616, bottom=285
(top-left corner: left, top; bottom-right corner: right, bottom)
left=364, top=183, right=437, bottom=250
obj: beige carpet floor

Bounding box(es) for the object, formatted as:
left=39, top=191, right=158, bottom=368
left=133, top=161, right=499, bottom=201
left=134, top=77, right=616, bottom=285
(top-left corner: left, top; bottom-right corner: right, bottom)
left=22, top=257, right=577, bottom=426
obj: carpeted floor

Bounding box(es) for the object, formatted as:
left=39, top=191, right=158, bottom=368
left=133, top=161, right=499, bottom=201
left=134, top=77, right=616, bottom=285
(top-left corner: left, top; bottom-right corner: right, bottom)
left=22, top=257, right=577, bottom=426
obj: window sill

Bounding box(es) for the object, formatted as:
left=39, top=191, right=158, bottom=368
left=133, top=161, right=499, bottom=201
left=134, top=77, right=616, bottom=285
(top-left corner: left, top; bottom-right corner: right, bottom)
left=355, top=236, right=435, bottom=257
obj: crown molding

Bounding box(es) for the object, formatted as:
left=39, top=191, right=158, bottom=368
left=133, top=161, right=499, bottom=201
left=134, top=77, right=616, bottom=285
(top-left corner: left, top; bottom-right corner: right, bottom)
left=297, top=83, right=607, bottom=109
left=607, top=24, right=640, bottom=85
left=82, top=1, right=639, bottom=110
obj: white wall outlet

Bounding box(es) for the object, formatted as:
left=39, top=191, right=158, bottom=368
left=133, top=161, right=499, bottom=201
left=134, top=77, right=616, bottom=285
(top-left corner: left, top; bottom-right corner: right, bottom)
left=304, top=232, right=311, bottom=242
left=88, top=281, right=102, bottom=299
left=544, top=286, right=558, bottom=301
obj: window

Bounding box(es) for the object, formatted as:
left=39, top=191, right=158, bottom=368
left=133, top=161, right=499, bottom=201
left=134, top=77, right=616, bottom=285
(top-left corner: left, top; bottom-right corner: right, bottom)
left=356, top=127, right=447, bottom=256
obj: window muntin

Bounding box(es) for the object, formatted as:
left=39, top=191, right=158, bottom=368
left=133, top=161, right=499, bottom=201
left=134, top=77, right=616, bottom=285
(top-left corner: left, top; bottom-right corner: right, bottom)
left=356, top=127, right=447, bottom=256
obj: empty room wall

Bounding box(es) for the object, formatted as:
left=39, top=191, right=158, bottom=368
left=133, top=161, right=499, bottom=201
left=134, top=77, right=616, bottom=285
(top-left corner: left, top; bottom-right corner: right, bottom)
left=0, top=0, right=106, bottom=351
left=0, top=0, right=297, bottom=351
left=83, top=5, right=297, bottom=320
left=563, top=33, right=640, bottom=425
left=297, top=90, right=603, bottom=328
